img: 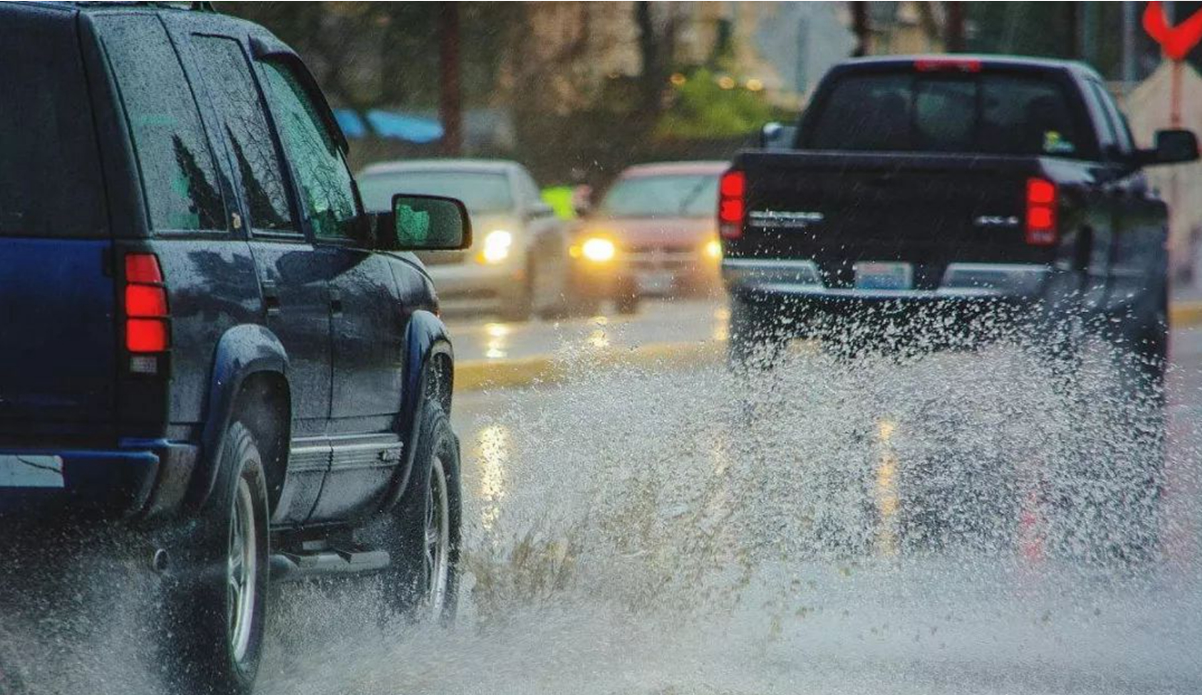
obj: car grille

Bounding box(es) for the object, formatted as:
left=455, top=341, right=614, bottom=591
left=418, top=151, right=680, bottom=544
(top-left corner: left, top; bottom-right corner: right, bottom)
left=624, top=245, right=700, bottom=272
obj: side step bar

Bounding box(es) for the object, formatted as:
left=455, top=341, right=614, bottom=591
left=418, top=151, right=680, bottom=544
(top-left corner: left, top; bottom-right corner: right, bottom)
left=269, top=546, right=390, bottom=583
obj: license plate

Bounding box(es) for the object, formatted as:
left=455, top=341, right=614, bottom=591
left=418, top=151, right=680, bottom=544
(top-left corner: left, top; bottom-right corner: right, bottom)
left=0, top=454, right=64, bottom=488
left=854, top=262, right=913, bottom=290
left=637, top=271, right=674, bottom=294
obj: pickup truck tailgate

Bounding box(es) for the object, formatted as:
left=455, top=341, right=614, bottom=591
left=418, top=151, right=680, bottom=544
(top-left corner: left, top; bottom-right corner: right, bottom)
left=731, top=152, right=1052, bottom=289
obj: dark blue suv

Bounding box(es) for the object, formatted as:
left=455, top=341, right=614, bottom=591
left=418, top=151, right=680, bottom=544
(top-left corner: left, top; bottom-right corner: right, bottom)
left=0, top=3, right=471, bottom=693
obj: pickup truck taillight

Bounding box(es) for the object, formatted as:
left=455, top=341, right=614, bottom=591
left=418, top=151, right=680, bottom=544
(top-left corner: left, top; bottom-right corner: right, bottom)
left=718, top=169, right=745, bottom=239
left=1025, top=178, right=1057, bottom=246
left=124, top=253, right=170, bottom=366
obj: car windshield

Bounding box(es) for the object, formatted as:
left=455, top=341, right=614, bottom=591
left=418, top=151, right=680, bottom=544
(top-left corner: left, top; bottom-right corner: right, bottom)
left=599, top=174, right=719, bottom=218
left=359, top=170, right=514, bottom=214
left=808, top=72, right=1083, bottom=157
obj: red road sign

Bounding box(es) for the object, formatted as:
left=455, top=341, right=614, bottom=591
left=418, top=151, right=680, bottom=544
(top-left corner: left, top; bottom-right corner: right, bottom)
left=1144, top=1, right=1202, bottom=62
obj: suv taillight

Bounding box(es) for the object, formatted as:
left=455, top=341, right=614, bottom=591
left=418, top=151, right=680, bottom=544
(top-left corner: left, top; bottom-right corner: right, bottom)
left=718, top=169, right=745, bottom=239
left=1025, top=178, right=1057, bottom=246
left=124, top=253, right=169, bottom=360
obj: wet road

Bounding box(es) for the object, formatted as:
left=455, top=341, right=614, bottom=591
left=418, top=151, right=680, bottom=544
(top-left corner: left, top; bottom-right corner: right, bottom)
left=444, top=297, right=727, bottom=362
left=257, top=304, right=1202, bottom=695
left=5, top=299, right=1200, bottom=694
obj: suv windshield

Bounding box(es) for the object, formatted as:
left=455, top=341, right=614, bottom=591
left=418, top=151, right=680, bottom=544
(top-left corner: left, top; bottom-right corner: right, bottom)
left=359, top=171, right=513, bottom=214
left=0, top=15, right=107, bottom=237
left=599, top=174, right=719, bottom=218
left=808, top=72, right=1083, bottom=157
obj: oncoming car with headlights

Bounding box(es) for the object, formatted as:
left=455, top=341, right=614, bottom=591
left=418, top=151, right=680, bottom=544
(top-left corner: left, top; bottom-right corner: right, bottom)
left=359, top=159, right=571, bottom=321
left=570, top=161, right=727, bottom=314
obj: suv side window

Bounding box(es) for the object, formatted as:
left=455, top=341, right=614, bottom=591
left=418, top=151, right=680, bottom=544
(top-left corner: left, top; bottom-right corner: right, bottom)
left=96, top=15, right=225, bottom=232
left=192, top=35, right=296, bottom=234
left=260, top=61, right=359, bottom=242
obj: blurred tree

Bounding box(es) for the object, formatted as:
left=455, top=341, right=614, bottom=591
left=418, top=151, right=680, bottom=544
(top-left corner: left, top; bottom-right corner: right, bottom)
left=439, top=2, right=462, bottom=156
left=962, top=1, right=1202, bottom=81
left=217, top=1, right=513, bottom=111
left=215, top=2, right=790, bottom=186
left=655, top=69, right=779, bottom=140
left=635, top=1, right=683, bottom=118
left=946, top=2, right=966, bottom=52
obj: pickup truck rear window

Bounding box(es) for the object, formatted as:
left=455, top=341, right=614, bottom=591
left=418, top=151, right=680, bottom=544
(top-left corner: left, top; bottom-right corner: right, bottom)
left=0, top=12, right=108, bottom=238
left=808, top=73, right=1082, bottom=158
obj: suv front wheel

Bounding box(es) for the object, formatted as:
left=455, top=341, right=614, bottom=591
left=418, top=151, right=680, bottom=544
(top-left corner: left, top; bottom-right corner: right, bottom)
left=372, top=402, right=462, bottom=623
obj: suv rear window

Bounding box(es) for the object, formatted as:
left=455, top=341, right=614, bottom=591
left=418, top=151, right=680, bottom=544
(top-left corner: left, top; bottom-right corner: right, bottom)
left=98, top=15, right=225, bottom=232
left=0, top=11, right=107, bottom=238
left=807, top=72, right=1083, bottom=158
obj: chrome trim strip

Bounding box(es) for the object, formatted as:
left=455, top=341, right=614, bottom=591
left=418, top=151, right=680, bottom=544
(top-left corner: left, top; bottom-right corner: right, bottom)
left=721, top=258, right=824, bottom=287
left=723, top=259, right=1052, bottom=299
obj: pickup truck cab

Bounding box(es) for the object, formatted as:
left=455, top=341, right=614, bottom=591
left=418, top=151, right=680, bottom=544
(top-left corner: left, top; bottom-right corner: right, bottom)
left=0, top=4, right=470, bottom=693
left=722, top=55, right=1199, bottom=373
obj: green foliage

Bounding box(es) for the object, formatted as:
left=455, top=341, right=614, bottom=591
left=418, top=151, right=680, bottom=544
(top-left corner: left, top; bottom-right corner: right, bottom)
left=655, top=69, right=778, bottom=140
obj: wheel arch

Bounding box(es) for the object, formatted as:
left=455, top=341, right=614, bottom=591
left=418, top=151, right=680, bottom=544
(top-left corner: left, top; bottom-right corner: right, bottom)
left=379, top=310, right=454, bottom=513
left=188, top=324, right=291, bottom=510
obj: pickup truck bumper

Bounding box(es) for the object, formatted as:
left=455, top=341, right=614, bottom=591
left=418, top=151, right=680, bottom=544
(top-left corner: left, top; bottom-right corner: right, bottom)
left=0, top=439, right=198, bottom=520
left=723, top=259, right=1052, bottom=302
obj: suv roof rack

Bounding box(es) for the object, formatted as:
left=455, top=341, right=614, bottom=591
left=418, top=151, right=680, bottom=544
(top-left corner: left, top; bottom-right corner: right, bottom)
left=72, top=2, right=216, bottom=11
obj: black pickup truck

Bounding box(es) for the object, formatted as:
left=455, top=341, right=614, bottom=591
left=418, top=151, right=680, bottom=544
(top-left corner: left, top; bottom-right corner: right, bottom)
left=721, top=56, right=1199, bottom=373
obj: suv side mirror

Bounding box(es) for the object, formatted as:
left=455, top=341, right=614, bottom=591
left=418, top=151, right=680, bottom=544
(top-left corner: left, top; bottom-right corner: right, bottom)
left=1139, top=128, right=1200, bottom=166
left=377, top=194, right=472, bottom=251
left=760, top=122, right=797, bottom=151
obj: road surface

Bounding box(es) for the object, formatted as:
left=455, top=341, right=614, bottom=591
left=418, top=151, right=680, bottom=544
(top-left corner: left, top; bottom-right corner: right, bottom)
left=4, top=299, right=1200, bottom=694
left=257, top=302, right=1202, bottom=695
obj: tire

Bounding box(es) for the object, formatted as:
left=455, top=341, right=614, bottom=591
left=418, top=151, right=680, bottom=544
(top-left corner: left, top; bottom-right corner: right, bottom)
left=373, top=402, right=462, bottom=623
left=499, top=260, right=535, bottom=322
left=533, top=255, right=571, bottom=321
left=1029, top=310, right=1085, bottom=386
left=1134, top=286, right=1169, bottom=398
left=727, top=296, right=786, bottom=370
left=1112, top=291, right=1168, bottom=561
left=163, top=422, right=270, bottom=695
left=566, top=294, right=601, bottom=318
left=615, top=291, right=640, bottom=315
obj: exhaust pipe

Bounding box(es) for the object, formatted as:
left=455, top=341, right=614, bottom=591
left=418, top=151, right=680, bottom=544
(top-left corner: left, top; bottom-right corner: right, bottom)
left=150, top=548, right=170, bottom=574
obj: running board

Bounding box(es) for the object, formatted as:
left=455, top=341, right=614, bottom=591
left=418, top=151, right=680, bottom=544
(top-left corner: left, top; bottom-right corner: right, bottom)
left=269, top=547, right=390, bottom=582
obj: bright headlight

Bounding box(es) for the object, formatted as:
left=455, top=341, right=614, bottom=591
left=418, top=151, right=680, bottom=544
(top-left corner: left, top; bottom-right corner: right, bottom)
left=480, top=229, right=513, bottom=264
left=580, top=237, right=616, bottom=262
left=704, top=239, right=722, bottom=260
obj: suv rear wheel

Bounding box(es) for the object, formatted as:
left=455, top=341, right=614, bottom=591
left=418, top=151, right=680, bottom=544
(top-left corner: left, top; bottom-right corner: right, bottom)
left=163, top=421, right=269, bottom=695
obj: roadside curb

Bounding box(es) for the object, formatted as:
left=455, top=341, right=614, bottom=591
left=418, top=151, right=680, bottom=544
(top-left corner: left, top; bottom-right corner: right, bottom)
left=454, top=301, right=1202, bottom=393
left=1171, top=301, right=1202, bottom=329
left=455, top=341, right=723, bottom=393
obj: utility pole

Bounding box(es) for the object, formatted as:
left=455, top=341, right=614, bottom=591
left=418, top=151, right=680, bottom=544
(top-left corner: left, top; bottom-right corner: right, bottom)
left=1081, top=2, right=1099, bottom=66
left=851, top=2, right=871, bottom=57
left=1066, top=3, right=1079, bottom=60
left=1122, top=0, right=1138, bottom=87
left=438, top=2, right=462, bottom=156
left=945, top=2, right=965, bottom=53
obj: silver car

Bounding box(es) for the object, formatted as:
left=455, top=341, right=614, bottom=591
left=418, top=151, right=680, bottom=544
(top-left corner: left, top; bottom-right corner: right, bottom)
left=359, top=159, right=571, bottom=321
